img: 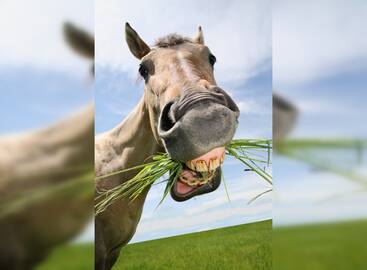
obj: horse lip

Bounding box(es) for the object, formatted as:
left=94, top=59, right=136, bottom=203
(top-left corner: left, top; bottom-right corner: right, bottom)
left=171, top=180, right=209, bottom=199
left=170, top=168, right=221, bottom=202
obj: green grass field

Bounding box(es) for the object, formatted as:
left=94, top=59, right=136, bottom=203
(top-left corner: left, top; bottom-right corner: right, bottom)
left=273, top=219, right=367, bottom=270
left=36, top=219, right=367, bottom=270
left=36, top=243, right=93, bottom=270
left=113, top=219, right=271, bottom=270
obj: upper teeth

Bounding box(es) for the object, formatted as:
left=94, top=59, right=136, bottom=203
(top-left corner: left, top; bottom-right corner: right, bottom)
left=185, top=154, right=225, bottom=172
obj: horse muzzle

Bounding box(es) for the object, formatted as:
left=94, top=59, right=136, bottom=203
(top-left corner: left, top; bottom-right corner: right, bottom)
left=158, top=87, right=240, bottom=201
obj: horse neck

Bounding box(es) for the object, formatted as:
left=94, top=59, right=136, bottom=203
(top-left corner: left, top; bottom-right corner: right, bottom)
left=98, top=96, right=162, bottom=186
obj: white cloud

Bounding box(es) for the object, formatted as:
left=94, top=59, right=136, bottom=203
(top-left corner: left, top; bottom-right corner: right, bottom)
left=237, top=99, right=269, bottom=115
left=95, top=0, right=271, bottom=83
left=185, top=189, right=271, bottom=215
left=274, top=173, right=361, bottom=204
left=274, top=196, right=367, bottom=226
left=0, top=0, right=94, bottom=74
left=295, top=99, right=346, bottom=115
left=295, top=98, right=367, bottom=118
left=274, top=0, right=367, bottom=85
left=136, top=203, right=271, bottom=235
left=273, top=166, right=367, bottom=226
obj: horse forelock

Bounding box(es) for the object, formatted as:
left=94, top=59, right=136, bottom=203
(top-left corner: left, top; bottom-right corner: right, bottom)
left=154, top=34, right=192, bottom=48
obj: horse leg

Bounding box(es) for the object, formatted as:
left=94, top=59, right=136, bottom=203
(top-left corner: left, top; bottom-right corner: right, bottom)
left=105, top=247, right=122, bottom=270
left=95, top=223, right=107, bottom=270
left=95, top=243, right=107, bottom=270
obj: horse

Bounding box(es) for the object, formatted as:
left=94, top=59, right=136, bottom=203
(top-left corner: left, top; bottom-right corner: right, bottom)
left=95, top=23, right=240, bottom=270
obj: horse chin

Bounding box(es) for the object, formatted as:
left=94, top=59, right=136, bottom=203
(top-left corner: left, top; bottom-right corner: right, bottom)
left=170, top=168, right=221, bottom=202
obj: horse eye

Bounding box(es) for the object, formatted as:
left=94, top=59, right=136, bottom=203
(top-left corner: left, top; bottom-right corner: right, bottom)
left=209, top=54, right=216, bottom=66
left=139, top=64, right=149, bottom=80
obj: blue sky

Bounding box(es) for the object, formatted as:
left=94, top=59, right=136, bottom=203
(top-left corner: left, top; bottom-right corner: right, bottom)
left=0, top=0, right=94, bottom=133
left=0, top=67, right=92, bottom=134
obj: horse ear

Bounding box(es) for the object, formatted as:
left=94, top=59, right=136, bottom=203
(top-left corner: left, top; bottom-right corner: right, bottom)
left=125, top=23, right=151, bottom=59
left=63, top=22, right=94, bottom=59
left=193, top=26, right=204, bottom=45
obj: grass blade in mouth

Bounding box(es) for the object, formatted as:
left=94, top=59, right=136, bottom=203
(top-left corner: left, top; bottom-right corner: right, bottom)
left=95, top=139, right=273, bottom=214
left=226, top=139, right=272, bottom=185
left=95, top=153, right=180, bottom=214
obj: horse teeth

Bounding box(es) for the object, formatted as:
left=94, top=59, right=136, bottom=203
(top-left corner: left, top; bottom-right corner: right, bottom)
left=191, top=162, right=196, bottom=170
left=194, top=161, right=206, bottom=172
left=199, top=161, right=205, bottom=172
left=190, top=180, right=199, bottom=186
left=215, top=159, right=219, bottom=168
left=186, top=155, right=224, bottom=172
left=198, top=161, right=203, bottom=171
left=180, top=177, right=188, bottom=184
left=185, top=161, right=195, bottom=171
left=209, top=158, right=220, bottom=171
left=209, top=160, right=214, bottom=171
left=202, top=161, right=208, bottom=171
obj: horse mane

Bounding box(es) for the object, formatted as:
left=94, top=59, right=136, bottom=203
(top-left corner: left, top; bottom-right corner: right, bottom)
left=154, top=34, right=192, bottom=48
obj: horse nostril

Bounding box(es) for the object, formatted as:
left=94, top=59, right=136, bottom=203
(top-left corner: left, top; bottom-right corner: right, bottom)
left=212, top=87, right=222, bottom=93
left=159, top=101, right=175, bottom=133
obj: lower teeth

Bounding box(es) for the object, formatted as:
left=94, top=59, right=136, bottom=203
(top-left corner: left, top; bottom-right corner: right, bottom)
left=180, top=171, right=215, bottom=187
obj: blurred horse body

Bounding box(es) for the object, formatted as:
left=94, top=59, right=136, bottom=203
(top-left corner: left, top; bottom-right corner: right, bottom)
left=0, top=24, right=94, bottom=270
